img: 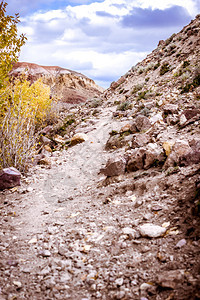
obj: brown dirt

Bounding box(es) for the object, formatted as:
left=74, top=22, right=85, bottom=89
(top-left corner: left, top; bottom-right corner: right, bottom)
left=0, top=104, right=200, bottom=300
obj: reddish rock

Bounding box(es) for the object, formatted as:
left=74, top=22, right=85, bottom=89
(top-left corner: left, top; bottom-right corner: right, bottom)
left=180, top=139, right=200, bottom=166
left=0, top=167, right=21, bottom=190
left=105, top=134, right=131, bottom=150
left=132, top=133, right=150, bottom=149
left=101, top=156, right=126, bottom=177
left=126, top=148, right=146, bottom=172
left=135, top=115, right=151, bottom=132
left=183, top=109, right=200, bottom=120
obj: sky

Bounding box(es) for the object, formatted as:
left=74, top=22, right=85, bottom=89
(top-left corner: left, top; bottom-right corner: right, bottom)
left=6, top=0, right=200, bottom=88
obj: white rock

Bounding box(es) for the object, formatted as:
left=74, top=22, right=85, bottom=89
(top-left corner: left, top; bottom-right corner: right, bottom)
left=71, top=133, right=88, bottom=145
left=175, top=239, right=186, bottom=248
left=179, top=114, right=187, bottom=125
left=138, top=223, right=167, bottom=238
left=13, top=281, right=22, bottom=288
left=115, top=278, right=124, bottom=286
left=122, top=227, right=136, bottom=239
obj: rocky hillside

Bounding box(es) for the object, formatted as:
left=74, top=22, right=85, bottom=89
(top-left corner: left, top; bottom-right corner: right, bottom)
left=0, top=15, right=200, bottom=300
left=10, top=62, right=104, bottom=104
left=105, top=15, right=200, bottom=107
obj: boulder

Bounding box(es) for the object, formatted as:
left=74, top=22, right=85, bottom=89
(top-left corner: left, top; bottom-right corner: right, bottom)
left=130, top=122, right=138, bottom=133
left=144, top=143, right=165, bottom=169
left=180, top=138, right=200, bottom=166
left=127, top=143, right=165, bottom=171
left=105, top=134, right=132, bottom=150
left=132, top=133, right=151, bottom=149
left=39, top=135, right=51, bottom=145
left=126, top=148, right=146, bottom=172
left=164, top=139, right=192, bottom=168
left=71, top=133, right=88, bottom=146
left=182, top=109, right=200, bottom=120
left=54, top=134, right=66, bottom=144
left=101, top=156, right=126, bottom=177
left=0, top=167, right=21, bottom=190
left=135, top=115, right=151, bottom=131
left=150, top=113, right=163, bottom=125
left=120, top=123, right=131, bottom=133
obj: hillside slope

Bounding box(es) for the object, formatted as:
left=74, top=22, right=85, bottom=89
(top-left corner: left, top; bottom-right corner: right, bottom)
left=0, top=15, right=199, bottom=300
left=10, top=62, right=104, bottom=104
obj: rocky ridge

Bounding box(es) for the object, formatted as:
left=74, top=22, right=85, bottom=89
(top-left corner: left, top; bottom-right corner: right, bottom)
left=10, top=62, right=104, bottom=104
left=0, top=15, right=200, bottom=300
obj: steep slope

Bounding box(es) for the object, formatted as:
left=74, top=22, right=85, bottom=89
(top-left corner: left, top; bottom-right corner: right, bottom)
left=105, top=15, right=200, bottom=107
left=10, top=62, right=104, bottom=104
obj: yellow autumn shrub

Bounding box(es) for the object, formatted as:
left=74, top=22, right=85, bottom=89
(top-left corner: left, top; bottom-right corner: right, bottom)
left=0, top=77, right=52, bottom=172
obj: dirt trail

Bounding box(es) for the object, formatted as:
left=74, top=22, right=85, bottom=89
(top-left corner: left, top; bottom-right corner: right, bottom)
left=0, top=105, right=200, bottom=300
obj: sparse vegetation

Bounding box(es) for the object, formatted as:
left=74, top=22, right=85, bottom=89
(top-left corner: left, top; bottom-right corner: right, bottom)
left=181, top=73, right=200, bottom=93
left=131, top=84, right=143, bottom=94
left=160, top=63, right=170, bottom=75
left=137, top=90, right=148, bottom=100
left=90, top=98, right=102, bottom=108
left=117, top=101, right=132, bottom=111
left=154, top=62, right=160, bottom=70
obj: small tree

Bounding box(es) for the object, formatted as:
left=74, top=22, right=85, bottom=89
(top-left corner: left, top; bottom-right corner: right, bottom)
left=0, top=78, right=52, bottom=172
left=0, top=2, right=53, bottom=172
left=0, top=1, right=26, bottom=88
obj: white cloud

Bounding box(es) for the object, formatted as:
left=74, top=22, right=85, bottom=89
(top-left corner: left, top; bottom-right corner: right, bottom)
left=18, top=0, right=198, bottom=88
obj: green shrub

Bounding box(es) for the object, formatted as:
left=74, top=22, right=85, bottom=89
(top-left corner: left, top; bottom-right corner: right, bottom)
left=181, top=73, right=200, bottom=93
left=90, top=98, right=102, bottom=108
left=117, top=101, right=132, bottom=111
left=131, top=84, right=143, bottom=94
left=137, top=90, right=148, bottom=100
left=160, top=63, right=170, bottom=75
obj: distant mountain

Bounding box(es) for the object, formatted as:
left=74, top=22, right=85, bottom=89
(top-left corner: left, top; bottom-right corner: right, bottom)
left=10, top=62, right=104, bottom=104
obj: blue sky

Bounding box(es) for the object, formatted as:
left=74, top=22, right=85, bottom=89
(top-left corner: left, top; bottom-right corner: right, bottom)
left=6, top=0, right=200, bottom=88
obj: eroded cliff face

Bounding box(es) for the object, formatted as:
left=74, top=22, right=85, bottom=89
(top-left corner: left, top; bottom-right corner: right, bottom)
left=10, top=62, right=104, bottom=103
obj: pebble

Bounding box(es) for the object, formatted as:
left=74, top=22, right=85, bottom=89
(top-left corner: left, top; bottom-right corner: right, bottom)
left=175, top=239, right=186, bottom=248
left=115, top=278, right=124, bottom=286
left=121, top=227, right=136, bottom=239
left=40, top=250, right=51, bottom=257
left=138, top=223, right=167, bottom=238
left=13, top=281, right=22, bottom=288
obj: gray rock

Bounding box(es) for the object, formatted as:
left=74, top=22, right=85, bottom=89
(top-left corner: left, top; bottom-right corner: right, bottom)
left=0, top=167, right=21, bottom=190
left=138, top=223, right=167, bottom=238
left=40, top=250, right=51, bottom=257
left=144, top=143, right=165, bottom=169
left=39, top=135, right=51, bottom=145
